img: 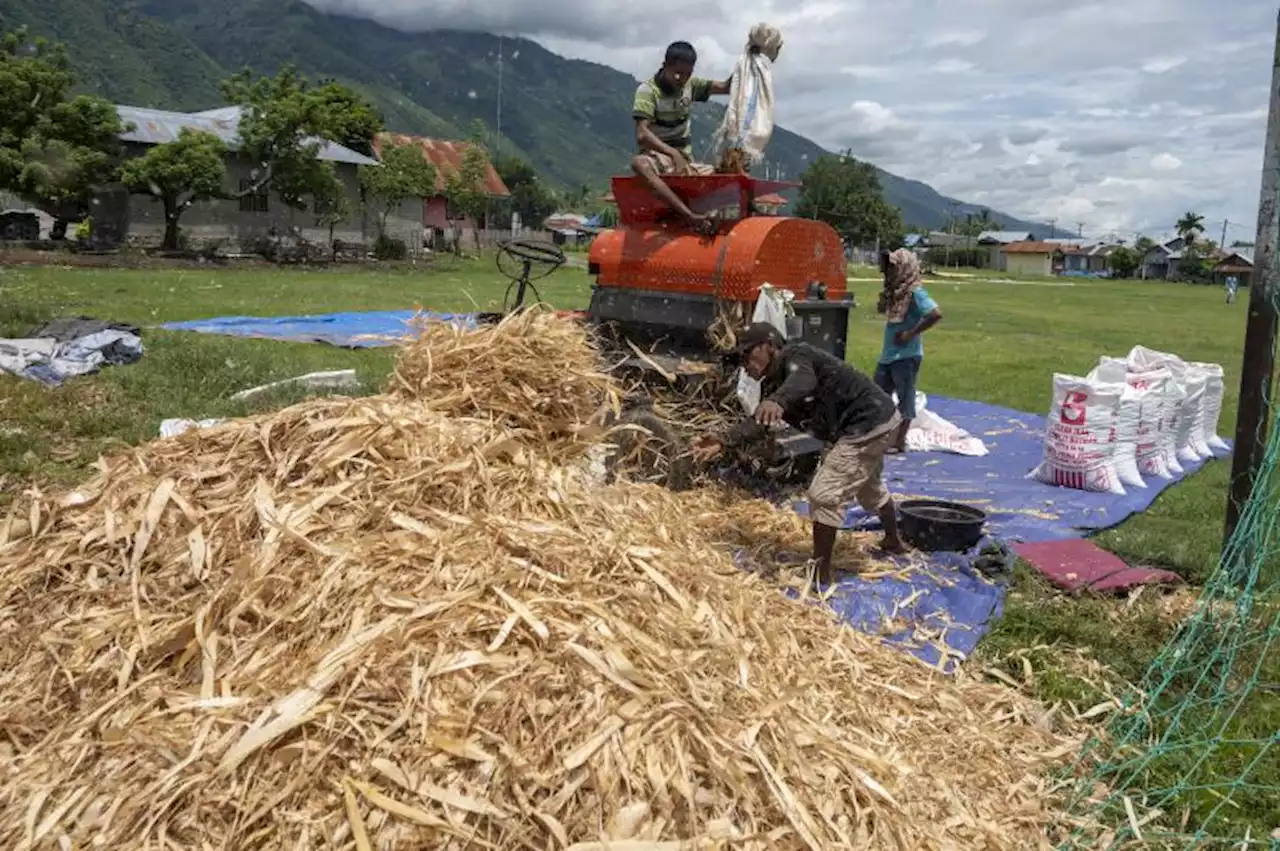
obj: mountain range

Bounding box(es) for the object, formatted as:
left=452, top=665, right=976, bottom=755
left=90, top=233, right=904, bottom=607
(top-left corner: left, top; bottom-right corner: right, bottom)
left=0, top=0, right=1048, bottom=233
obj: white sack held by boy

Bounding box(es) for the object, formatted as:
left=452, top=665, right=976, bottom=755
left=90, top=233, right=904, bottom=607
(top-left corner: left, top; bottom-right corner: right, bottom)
left=713, top=24, right=783, bottom=168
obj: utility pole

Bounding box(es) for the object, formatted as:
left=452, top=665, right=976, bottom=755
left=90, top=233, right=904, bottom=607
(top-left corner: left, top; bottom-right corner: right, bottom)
left=1225, top=10, right=1280, bottom=544
left=1221, top=218, right=1229, bottom=249
left=947, top=201, right=959, bottom=267
left=1077, top=222, right=1085, bottom=239
left=496, top=35, right=504, bottom=155
left=1048, top=218, right=1057, bottom=238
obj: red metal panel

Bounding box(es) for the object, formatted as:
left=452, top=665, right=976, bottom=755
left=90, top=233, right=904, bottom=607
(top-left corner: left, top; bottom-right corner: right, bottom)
left=610, top=174, right=800, bottom=226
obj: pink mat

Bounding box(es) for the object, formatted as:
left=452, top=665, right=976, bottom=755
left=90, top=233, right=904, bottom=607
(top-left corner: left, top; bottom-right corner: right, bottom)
left=1012, top=538, right=1183, bottom=594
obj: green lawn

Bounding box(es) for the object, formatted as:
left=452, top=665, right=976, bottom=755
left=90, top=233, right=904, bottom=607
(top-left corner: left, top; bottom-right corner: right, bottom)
left=1, top=256, right=1275, bottom=840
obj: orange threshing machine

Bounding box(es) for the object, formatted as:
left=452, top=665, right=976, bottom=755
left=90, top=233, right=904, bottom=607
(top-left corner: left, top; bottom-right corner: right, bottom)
left=587, top=173, right=852, bottom=358
left=490, top=172, right=855, bottom=488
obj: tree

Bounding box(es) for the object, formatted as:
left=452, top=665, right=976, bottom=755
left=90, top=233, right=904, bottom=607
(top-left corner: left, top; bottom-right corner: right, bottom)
left=220, top=66, right=382, bottom=213
left=794, top=152, right=903, bottom=249
left=494, top=156, right=558, bottom=229
left=952, top=208, right=1000, bottom=238
left=0, top=29, right=125, bottom=224
left=360, top=139, right=436, bottom=236
left=1176, top=212, right=1205, bottom=246
left=119, top=128, right=227, bottom=251
left=310, top=79, right=384, bottom=157
left=312, top=169, right=352, bottom=257
left=442, top=138, right=493, bottom=252
left=1107, top=245, right=1141, bottom=279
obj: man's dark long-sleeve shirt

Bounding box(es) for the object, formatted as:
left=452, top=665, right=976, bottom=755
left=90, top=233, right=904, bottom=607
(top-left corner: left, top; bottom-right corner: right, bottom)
left=724, top=342, right=897, bottom=447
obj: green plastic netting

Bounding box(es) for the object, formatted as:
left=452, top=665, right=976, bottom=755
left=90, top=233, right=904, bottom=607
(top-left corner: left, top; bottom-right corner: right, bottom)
left=1057, top=329, right=1280, bottom=846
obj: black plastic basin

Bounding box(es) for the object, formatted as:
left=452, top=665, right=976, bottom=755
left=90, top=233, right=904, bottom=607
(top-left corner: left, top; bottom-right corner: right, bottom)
left=899, top=499, right=987, bottom=553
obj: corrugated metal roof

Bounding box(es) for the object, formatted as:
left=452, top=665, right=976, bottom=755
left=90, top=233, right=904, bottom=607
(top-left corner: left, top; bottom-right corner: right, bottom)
left=977, top=230, right=1034, bottom=243
left=117, top=105, right=380, bottom=167
left=1004, top=240, right=1079, bottom=254
left=375, top=133, right=510, bottom=197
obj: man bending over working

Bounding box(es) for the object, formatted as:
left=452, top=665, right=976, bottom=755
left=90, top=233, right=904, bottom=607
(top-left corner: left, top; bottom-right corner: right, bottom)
left=694, top=323, right=908, bottom=585
left=632, top=41, right=731, bottom=234
left=875, top=249, right=943, bottom=453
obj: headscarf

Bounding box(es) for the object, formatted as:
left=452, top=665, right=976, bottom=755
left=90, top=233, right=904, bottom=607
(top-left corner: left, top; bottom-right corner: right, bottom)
left=877, top=248, right=922, bottom=323
left=747, top=23, right=784, bottom=62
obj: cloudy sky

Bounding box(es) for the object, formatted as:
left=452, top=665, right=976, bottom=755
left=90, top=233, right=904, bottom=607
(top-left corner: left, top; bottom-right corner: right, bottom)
left=307, top=0, right=1274, bottom=239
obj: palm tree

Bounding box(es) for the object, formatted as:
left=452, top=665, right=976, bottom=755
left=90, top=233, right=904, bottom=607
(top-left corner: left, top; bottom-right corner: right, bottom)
left=1176, top=212, right=1205, bottom=246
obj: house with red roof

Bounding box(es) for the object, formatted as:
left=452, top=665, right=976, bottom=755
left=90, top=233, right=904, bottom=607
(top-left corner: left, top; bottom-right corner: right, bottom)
left=374, top=134, right=511, bottom=233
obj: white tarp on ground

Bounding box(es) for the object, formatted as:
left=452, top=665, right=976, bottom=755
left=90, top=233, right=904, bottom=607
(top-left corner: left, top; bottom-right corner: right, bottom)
left=902, top=392, right=989, bottom=457
left=0, top=330, right=144, bottom=387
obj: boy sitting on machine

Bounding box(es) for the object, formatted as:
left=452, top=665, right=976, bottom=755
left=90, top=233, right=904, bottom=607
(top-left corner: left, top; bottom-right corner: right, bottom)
left=630, top=41, right=732, bottom=235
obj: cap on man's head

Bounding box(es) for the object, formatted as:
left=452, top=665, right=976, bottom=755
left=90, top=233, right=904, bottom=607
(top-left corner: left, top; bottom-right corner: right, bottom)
left=730, top=322, right=785, bottom=362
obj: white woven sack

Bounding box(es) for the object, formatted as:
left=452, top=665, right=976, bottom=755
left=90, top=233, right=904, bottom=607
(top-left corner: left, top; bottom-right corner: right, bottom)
left=1192, top=361, right=1229, bottom=452
left=1030, top=374, right=1126, bottom=495
left=1087, top=358, right=1144, bottom=488
left=713, top=24, right=781, bottom=165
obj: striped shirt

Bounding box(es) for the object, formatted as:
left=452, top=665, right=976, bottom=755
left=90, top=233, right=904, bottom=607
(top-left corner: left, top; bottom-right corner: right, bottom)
left=632, top=75, right=714, bottom=157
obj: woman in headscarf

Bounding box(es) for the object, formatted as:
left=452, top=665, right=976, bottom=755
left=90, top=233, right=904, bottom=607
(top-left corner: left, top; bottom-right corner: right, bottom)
left=875, top=248, right=943, bottom=452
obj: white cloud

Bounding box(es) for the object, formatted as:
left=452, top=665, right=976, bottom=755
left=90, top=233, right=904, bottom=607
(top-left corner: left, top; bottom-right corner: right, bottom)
left=1142, top=55, right=1188, bottom=74
left=303, top=0, right=1277, bottom=233
left=847, top=101, right=905, bottom=134
left=932, top=59, right=975, bottom=74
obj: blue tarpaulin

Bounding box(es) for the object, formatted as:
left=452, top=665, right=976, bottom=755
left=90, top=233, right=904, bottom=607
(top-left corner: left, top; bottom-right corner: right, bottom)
left=794, top=395, right=1232, bottom=543
left=784, top=395, right=1231, bottom=668
left=734, top=542, right=1010, bottom=672
left=161, top=310, right=476, bottom=348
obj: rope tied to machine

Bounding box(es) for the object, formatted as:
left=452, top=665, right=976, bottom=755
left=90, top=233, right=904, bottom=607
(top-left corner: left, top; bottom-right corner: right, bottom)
left=714, top=23, right=783, bottom=173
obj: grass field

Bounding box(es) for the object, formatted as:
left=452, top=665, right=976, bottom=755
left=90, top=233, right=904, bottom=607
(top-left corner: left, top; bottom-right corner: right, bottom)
left=1, top=256, right=1275, bottom=837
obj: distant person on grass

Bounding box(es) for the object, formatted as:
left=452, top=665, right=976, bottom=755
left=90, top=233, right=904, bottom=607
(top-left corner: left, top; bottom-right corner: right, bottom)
left=876, top=249, right=943, bottom=453
left=1226, top=274, right=1239, bottom=304
left=631, top=41, right=731, bottom=235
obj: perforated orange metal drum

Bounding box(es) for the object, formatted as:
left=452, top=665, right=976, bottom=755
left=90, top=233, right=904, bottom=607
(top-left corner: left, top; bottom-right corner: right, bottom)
left=588, top=174, right=847, bottom=303
left=586, top=173, right=854, bottom=360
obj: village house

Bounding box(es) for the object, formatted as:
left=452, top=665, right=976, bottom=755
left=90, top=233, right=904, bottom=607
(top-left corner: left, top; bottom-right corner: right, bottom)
left=373, top=133, right=510, bottom=244
left=1001, top=240, right=1079, bottom=276
left=1214, top=248, right=1255, bottom=287
left=105, top=105, right=380, bottom=251
left=976, top=230, right=1034, bottom=271
left=1060, top=243, right=1116, bottom=276
left=1140, top=237, right=1186, bottom=280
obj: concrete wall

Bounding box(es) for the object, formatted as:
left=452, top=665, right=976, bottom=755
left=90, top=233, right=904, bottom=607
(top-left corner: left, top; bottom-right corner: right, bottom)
left=120, top=149, right=373, bottom=251
left=1005, top=252, right=1052, bottom=277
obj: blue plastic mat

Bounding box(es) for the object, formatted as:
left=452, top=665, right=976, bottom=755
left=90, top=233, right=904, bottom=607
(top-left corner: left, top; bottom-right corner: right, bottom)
left=794, top=395, right=1233, bottom=543
left=161, top=310, right=476, bottom=348
left=736, top=541, right=1011, bottom=672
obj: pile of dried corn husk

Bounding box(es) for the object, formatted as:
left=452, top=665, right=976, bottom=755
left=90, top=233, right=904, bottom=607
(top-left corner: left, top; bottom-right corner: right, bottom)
left=0, top=311, right=1080, bottom=849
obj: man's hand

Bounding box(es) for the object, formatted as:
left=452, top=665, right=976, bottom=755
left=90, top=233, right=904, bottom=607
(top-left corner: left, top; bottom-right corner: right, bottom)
left=755, top=400, right=785, bottom=426
left=894, top=329, right=916, bottom=346
left=668, top=149, right=691, bottom=174
left=692, top=436, right=723, bottom=462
